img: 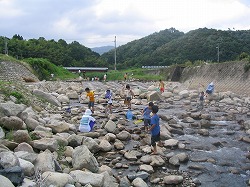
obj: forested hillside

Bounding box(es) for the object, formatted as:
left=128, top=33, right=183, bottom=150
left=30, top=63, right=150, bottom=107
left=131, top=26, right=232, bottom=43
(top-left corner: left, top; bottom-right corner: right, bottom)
left=1, top=28, right=250, bottom=70
left=102, top=28, right=250, bottom=68
left=0, top=35, right=107, bottom=67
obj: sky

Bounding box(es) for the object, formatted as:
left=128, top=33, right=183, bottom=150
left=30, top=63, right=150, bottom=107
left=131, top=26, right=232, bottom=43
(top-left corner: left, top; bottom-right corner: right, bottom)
left=1, top=0, right=250, bottom=48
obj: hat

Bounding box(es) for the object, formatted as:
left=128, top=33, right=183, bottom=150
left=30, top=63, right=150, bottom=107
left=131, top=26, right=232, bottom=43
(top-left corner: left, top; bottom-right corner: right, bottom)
left=84, top=109, right=92, bottom=115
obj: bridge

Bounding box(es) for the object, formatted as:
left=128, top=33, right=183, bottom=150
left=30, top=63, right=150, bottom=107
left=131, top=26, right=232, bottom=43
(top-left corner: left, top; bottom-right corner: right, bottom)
left=64, top=67, right=108, bottom=73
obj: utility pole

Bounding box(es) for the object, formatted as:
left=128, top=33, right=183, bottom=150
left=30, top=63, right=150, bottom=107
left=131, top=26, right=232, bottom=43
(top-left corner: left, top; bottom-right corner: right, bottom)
left=114, top=36, right=117, bottom=70
left=216, top=44, right=219, bottom=62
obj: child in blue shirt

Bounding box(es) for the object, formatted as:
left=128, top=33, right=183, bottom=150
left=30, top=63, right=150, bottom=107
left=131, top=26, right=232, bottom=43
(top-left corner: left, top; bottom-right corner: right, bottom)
left=142, top=102, right=154, bottom=131
left=148, top=105, right=164, bottom=154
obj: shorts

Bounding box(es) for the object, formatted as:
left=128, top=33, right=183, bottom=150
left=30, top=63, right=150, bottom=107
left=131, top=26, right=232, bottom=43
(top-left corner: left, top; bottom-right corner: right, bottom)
left=151, top=132, right=160, bottom=146
left=160, top=87, right=164, bottom=92
left=144, top=119, right=151, bottom=126
left=206, top=90, right=212, bottom=94
left=88, top=101, right=94, bottom=108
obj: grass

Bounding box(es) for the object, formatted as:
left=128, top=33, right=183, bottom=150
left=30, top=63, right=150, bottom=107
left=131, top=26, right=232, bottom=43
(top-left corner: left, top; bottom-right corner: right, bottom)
left=85, top=68, right=163, bottom=81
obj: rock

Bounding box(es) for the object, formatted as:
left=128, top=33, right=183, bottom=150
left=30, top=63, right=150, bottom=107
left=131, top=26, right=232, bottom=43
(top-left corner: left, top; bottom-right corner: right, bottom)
left=42, top=171, right=74, bottom=187
left=243, top=120, right=250, bottom=130
left=0, top=166, right=24, bottom=186
left=0, top=116, right=24, bottom=130
left=69, top=170, right=104, bottom=186
left=13, top=130, right=31, bottom=143
left=162, top=91, right=173, bottom=98
left=99, top=139, right=112, bottom=152
left=0, top=151, right=20, bottom=168
left=33, top=89, right=61, bottom=106
left=57, top=94, right=70, bottom=103
left=150, top=155, right=165, bottom=166
left=18, top=158, right=35, bottom=177
left=139, top=164, right=154, bottom=173
left=82, top=136, right=100, bottom=153
left=72, top=145, right=99, bottom=173
left=98, top=165, right=113, bottom=175
left=14, top=151, right=38, bottom=164
left=24, top=117, right=40, bottom=130
left=0, top=175, right=15, bottom=187
left=198, top=129, right=209, bottom=136
left=164, top=139, right=179, bottom=147
left=104, top=120, right=117, bottom=133
left=147, top=91, right=162, bottom=101
left=124, top=150, right=141, bottom=161
left=34, top=150, right=55, bottom=173
left=140, top=155, right=152, bottom=164
left=179, top=90, right=189, bottom=98
left=20, top=178, right=37, bottom=187
left=0, top=101, right=26, bottom=117
left=169, top=155, right=180, bottom=166
left=31, top=138, right=59, bottom=152
left=0, top=126, right=5, bottom=139
left=116, top=131, right=131, bottom=141
left=128, top=171, right=150, bottom=180
left=45, top=120, right=70, bottom=133
left=66, top=91, right=79, bottom=99
left=114, top=139, right=125, bottom=150
left=132, top=177, right=148, bottom=187
left=67, top=134, right=83, bottom=147
left=164, top=175, right=183, bottom=185
left=119, top=176, right=130, bottom=187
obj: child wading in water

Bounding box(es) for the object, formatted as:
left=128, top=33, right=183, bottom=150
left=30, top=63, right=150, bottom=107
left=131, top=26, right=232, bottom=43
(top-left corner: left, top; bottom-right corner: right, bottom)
left=148, top=105, right=164, bottom=155
left=142, top=102, right=154, bottom=131
left=123, top=84, right=134, bottom=109
left=104, top=89, right=113, bottom=114
left=84, top=87, right=95, bottom=113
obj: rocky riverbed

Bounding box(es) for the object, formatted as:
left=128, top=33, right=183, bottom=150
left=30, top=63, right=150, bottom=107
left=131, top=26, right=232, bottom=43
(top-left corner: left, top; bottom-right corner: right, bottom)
left=0, top=80, right=249, bottom=187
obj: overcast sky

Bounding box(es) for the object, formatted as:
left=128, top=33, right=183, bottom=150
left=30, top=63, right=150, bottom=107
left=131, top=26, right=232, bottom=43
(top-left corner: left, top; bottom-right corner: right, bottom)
left=1, top=0, right=250, bottom=48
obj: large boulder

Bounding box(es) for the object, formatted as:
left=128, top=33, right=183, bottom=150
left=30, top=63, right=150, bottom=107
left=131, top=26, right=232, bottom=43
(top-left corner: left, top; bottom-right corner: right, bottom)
left=147, top=91, right=162, bottom=101
left=45, top=120, right=70, bottom=133
left=42, top=171, right=74, bottom=187
left=0, top=175, right=15, bottom=187
left=31, top=138, right=59, bottom=152
left=34, top=150, right=55, bottom=173
left=70, top=170, right=104, bottom=186
left=33, top=89, right=61, bottom=106
left=72, top=145, right=99, bottom=173
left=13, top=130, right=31, bottom=143
left=24, top=117, right=40, bottom=130
left=0, top=102, right=26, bottom=117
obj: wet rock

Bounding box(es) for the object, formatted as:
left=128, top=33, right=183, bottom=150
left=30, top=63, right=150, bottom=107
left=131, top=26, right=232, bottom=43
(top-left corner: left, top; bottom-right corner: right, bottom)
left=198, top=129, right=209, bottom=136
left=150, top=155, right=165, bottom=166
left=114, top=139, right=125, bottom=150
left=124, top=150, right=141, bottom=161
left=99, top=139, right=112, bottom=152
left=132, top=177, right=148, bottom=187
left=116, top=130, right=131, bottom=141
left=127, top=171, right=149, bottom=180
left=119, top=176, right=131, bottom=187
left=163, top=175, right=183, bottom=185
left=139, top=164, right=154, bottom=173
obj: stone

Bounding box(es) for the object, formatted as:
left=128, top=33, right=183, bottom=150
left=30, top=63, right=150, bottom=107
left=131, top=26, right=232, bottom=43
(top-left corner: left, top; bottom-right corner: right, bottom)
left=114, top=139, right=125, bottom=150
left=116, top=130, right=131, bottom=141
left=0, top=116, right=24, bottom=130
left=99, top=139, right=112, bottom=152
left=164, top=175, right=183, bottom=185
left=31, top=138, right=59, bottom=152
left=0, top=151, right=20, bottom=168
left=164, top=139, right=179, bottom=147
left=0, top=101, right=26, bottom=117
left=147, top=91, right=162, bottom=101
left=0, top=175, right=15, bottom=187
left=13, top=130, right=31, bottom=143
left=45, top=120, right=70, bottom=133
left=24, top=117, right=40, bottom=130
left=57, top=94, right=70, bottom=103
left=67, top=134, right=83, bottom=147
left=132, top=177, right=148, bottom=187
left=0, top=166, right=24, bottom=186
left=69, top=170, right=104, bottom=186
left=119, top=176, right=130, bottom=187
left=0, top=126, right=5, bottom=139
left=139, top=164, right=154, bottom=173
left=33, top=89, right=61, bottom=106
left=14, top=151, right=38, bottom=164
left=104, top=120, right=117, bottom=133
left=42, top=171, right=74, bottom=187
left=34, top=150, right=55, bottom=173
left=150, top=155, right=165, bottom=166
left=124, top=150, right=142, bottom=161
left=18, top=158, right=35, bottom=177
left=72, top=145, right=99, bottom=173
left=82, top=136, right=100, bottom=153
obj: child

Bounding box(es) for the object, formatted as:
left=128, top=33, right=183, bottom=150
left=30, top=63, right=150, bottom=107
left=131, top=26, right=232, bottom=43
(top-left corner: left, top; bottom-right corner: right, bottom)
left=198, top=91, right=205, bottom=110
left=85, top=87, right=95, bottom=113
left=105, top=89, right=113, bottom=114
left=142, top=102, right=154, bottom=131
left=79, top=109, right=96, bottom=132
left=148, top=105, right=164, bottom=155
left=123, top=84, right=134, bottom=109
left=159, top=79, right=165, bottom=93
